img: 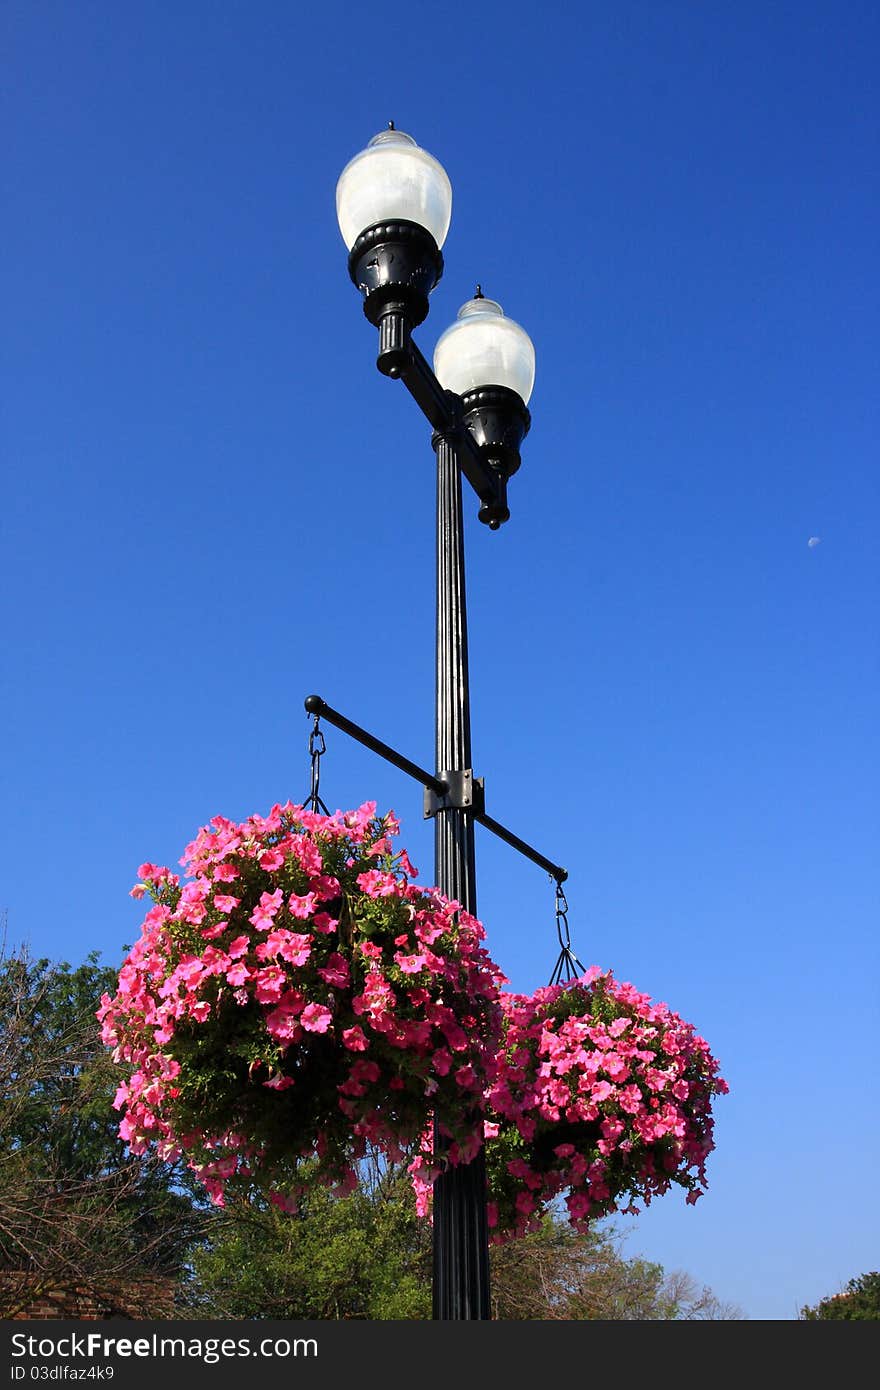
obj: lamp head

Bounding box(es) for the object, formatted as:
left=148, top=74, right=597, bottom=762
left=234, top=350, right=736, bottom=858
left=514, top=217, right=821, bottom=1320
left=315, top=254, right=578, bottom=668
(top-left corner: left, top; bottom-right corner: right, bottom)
left=336, top=126, right=452, bottom=253
left=435, top=292, right=534, bottom=520
left=337, top=128, right=452, bottom=348
left=433, top=291, right=535, bottom=404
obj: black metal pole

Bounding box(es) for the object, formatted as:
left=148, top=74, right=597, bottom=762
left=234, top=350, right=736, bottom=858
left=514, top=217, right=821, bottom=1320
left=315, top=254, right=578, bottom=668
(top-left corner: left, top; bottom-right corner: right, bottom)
left=344, top=192, right=535, bottom=1320
left=431, top=429, right=491, bottom=1320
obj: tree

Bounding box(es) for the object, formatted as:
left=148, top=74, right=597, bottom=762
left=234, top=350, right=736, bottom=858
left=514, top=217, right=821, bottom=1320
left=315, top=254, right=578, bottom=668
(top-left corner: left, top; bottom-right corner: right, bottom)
left=189, top=1163, right=741, bottom=1320
left=800, top=1272, right=880, bottom=1320
left=0, top=943, right=209, bottom=1317
left=490, top=1216, right=741, bottom=1319
left=188, top=1153, right=430, bottom=1319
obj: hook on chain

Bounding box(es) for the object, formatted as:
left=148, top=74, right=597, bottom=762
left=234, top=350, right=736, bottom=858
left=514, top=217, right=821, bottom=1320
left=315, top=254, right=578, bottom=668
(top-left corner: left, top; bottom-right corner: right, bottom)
left=554, top=881, right=571, bottom=952
left=548, top=874, right=586, bottom=987
left=304, top=714, right=329, bottom=815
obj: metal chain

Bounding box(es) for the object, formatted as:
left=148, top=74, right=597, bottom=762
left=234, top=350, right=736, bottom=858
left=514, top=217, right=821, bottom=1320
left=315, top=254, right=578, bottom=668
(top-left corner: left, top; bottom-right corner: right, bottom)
left=549, top=877, right=586, bottom=986
left=304, top=714, right=330, bottom=815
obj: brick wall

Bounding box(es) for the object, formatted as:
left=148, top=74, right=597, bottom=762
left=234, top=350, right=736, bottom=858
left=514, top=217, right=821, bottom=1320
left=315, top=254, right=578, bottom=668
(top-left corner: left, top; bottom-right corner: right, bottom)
left=1, top=1272, right=176, bottom=1320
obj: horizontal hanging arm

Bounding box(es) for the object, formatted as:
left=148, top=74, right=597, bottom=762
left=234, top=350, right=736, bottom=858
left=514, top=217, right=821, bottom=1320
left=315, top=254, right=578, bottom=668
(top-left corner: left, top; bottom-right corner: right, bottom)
left=474, top=808, right=567, bottom=884
left=304, top=694, right=446, bottom=797
left=303, top=694, right=567, bottom=885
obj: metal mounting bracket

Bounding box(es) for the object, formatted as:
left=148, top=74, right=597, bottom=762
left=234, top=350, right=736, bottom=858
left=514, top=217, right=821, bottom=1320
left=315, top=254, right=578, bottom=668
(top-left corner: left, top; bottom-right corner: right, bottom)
left=424, top=770, right=485, bottom=819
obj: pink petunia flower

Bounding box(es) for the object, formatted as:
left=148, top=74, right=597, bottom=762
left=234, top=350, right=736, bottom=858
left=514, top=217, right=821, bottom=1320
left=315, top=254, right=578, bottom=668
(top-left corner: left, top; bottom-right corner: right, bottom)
left=301, top=1003, right=332, bottom=1034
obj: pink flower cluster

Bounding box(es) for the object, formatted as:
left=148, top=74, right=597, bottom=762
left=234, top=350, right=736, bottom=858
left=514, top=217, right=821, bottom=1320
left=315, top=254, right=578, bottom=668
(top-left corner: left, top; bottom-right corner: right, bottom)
left=100, top=801, right=728, bottom=1235
left=98, top=802, right=505, bottom=1211
left=417, top=967, right=726, bottom=1242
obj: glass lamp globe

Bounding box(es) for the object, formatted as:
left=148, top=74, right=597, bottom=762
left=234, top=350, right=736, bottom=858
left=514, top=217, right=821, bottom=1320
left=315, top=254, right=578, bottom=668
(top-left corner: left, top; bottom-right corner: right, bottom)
left=336, top=128, right=452, bottom=251
left=433, top=294, right=535, bottom=405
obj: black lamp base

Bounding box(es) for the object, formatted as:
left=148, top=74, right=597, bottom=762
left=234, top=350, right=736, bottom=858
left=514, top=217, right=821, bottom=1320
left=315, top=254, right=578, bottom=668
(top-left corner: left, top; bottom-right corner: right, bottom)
left=461, top=385, right=530, bottom=526
left=460, top=385, right=531, bottom=478
left=349, top=218, right=443, bottom=341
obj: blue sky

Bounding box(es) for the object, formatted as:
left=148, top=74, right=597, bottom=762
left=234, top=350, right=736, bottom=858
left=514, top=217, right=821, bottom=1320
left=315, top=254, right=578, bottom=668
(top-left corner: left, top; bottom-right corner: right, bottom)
left=3, top=1, right=877, bottom=1321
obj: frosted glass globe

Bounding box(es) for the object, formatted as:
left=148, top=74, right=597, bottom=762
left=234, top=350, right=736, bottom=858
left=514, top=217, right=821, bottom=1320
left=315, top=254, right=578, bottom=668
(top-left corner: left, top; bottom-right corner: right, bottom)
left=336, top=129, right=452, bottom=251
left=433, top=296, right=536, bottom=404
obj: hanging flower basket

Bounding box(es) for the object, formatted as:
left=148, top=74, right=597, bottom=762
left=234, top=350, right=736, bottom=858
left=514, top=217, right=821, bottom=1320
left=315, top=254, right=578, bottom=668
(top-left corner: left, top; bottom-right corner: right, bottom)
left=480, top=968, right=728, bottom=1240
left=410, top=966, right=727, bottom=1240
left=98, top=801, right=505, bottom=1210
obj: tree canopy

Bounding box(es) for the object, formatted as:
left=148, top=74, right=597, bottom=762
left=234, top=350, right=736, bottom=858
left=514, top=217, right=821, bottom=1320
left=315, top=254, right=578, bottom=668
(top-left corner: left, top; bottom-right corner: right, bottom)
left=187, top=1157, right=741, bottom=1320
left=800, top=1272, right=880, bottom=1320
left=0, top=943, right=208, bottom=1317
left=187, top=1156, right=431, bottom=1319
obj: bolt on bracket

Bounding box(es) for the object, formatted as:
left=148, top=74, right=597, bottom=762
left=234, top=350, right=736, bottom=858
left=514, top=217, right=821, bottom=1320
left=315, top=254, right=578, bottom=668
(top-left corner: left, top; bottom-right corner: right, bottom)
left=424, top=770, right=485, bottom=819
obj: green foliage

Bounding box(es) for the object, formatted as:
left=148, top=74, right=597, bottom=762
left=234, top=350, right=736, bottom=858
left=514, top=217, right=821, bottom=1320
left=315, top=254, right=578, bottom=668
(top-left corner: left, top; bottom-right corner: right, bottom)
left=0, top=943, right=210, bottom=1314
left=187, top=1156, right=431, bottom=1319
left=0, top=948, right=120, bottom=1175
left=800, top=1271, right=880, bottom=1320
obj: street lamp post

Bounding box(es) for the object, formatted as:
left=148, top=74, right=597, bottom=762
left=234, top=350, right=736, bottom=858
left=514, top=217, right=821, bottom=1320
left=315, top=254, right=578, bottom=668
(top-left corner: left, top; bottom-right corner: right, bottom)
left=336, top=126, right=535, bottom=1321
